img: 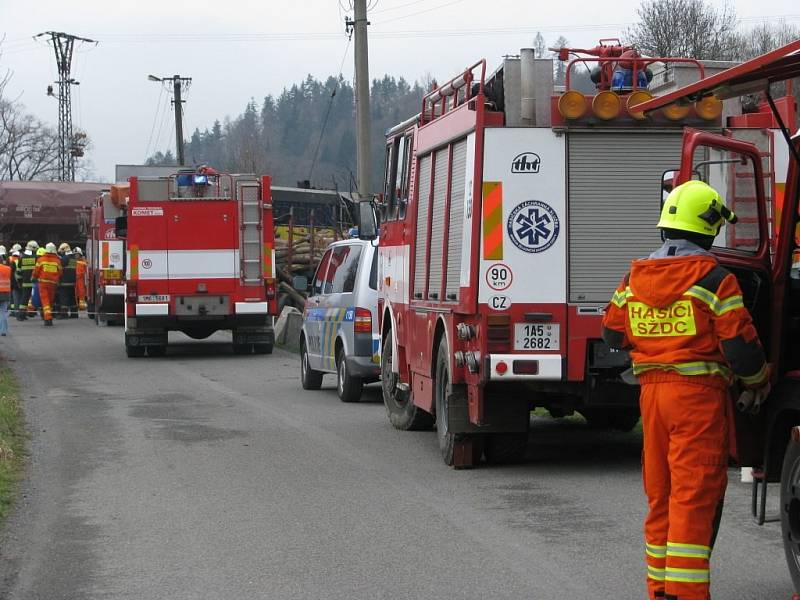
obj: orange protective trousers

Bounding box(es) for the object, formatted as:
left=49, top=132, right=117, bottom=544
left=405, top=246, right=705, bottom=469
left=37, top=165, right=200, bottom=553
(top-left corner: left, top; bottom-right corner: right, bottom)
left=641, top=374, right=728, bottom=600
left=39, top=282, right=57, bottom=322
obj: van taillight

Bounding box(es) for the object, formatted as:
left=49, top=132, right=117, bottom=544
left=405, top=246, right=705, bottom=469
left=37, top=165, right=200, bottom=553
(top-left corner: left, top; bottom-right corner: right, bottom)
left=265, top=278, right=276, bottom=299
left=126, top=281, right=138, bottom=302
left=354, top=307, right=372, bottom=334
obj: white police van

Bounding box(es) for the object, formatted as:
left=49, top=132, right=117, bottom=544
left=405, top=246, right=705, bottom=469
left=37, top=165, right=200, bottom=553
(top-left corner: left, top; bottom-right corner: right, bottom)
left=299, top=238, right=380, bottom=401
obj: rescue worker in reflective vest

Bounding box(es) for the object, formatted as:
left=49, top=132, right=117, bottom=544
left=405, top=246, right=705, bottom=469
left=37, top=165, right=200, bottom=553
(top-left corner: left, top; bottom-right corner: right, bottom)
left=30, top=247, right=46, bottom=316
left=9, top=248, right=21, bottom=318
left=16, top=241, right=38, bottom=320
left=73, top=247, right=87, bottom=312
left=0, top=251, right=10, bottom=336
left=57, top=242, right=78, bottom=318
left=601, top=180, right=770, bottom=600
left=31, top=243, right=62, bottom=326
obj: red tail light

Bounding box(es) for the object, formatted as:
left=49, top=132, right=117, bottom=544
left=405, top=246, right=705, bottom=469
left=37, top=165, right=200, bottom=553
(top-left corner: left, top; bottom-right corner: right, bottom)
left=265, top=277, right=276, bottom=300
left=126, top=281, right=138, bottom=302
left=354, top=307, right=372, bottom=334
left=487, top=313, right=511, bottom=353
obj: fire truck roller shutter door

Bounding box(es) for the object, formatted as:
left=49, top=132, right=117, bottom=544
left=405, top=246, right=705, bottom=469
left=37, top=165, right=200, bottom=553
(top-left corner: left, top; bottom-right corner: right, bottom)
left=446, top=138, right=468, bottom=301
left=413, top=155, right=433, bottom=300
left=427, top=147, right=449, bottom=300
left=568, top=131, right=685, bottom=303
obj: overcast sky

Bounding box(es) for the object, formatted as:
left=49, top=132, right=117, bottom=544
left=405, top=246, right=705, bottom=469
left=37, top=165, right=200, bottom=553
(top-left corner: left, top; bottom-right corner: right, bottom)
left=1, top=0, right=797, bottom=182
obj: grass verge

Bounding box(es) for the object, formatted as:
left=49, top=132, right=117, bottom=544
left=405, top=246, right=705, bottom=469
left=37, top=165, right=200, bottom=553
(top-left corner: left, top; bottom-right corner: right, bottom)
left=0, top=361, right=24, bottom=520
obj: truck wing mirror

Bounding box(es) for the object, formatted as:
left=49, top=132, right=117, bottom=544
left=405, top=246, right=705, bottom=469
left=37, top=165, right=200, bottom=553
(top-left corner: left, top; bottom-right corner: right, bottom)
left=357, top=200, right=379, bottom=241
left=115, top=215, right=128, bottom=239
left=292, top=275, right=309, bottom=293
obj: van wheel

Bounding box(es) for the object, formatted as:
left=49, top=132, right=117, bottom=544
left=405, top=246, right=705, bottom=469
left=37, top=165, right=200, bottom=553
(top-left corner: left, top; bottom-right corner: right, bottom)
left=336, top=348, right=363, bottom=403
left=300, top=338, right=323, bottom=390
left=781, top=439, right=800, bottom=591
left=435, top=337, right=482, bottom=468
left=382, top=329, right=433, bottom=431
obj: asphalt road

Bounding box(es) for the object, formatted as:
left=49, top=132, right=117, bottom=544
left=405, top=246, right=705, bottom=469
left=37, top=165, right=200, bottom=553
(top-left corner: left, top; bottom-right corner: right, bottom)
left=0, top=318, right=793, bottom=600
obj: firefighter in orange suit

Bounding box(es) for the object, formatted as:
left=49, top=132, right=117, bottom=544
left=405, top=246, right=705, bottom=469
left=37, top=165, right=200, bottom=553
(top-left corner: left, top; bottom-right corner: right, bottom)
left=31, top=242, right=63, bottom=326
left=73, top=247, right=87, bottom=311
left=601, top=180, right=770, bottom=600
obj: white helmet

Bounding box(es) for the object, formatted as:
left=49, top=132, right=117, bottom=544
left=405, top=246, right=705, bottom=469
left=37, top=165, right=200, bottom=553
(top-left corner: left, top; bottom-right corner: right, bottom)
left=0, top=245, right=6, bottom=255
left=11, top=250, right=20, bottom=257
left=26, top=240, right=38, bottom=251
left=73, top=246, right=83, bottom=255
left=11, top=243, right=21, bottom=252
left=58, top=242, right=71, bottom=253
left=45, top=242, right=57, bottom=253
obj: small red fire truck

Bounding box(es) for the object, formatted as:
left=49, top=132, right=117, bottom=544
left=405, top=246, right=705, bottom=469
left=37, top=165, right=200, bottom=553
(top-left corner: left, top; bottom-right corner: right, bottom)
left=86, top=185, right=127, bottom=325
left=117, top=167, right=278, bottom=357
left=366, top=42, right=793, bottom=467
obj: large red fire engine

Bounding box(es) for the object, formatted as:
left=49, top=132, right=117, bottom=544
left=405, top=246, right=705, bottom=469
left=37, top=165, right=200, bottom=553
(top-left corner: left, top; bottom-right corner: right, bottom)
left=86, top=184, right=127, bottom=325
left=633, top=38, right=800, bottom=594
left=117, top=167, right=278, bottom=357
left=365, top=42, right=793, bottom=467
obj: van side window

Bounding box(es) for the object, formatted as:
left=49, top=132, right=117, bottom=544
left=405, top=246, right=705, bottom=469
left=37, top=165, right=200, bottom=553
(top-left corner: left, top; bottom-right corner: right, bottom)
left=369, top=248, right=378, bottom=290
left=312, top=249, right=333, bottom=296
left=328, top=244, right=363, bottom=294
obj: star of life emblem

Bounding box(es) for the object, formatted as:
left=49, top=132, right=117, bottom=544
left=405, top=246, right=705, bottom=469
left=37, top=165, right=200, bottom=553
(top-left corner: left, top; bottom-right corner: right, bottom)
left=507, top=200, right=560, bottom=254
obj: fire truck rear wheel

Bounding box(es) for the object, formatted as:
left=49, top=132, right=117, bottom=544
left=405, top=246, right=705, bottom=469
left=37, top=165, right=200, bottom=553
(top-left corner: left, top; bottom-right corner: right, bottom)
left=233, top=343, right=252, bottom=355
left=147, top=345, right=166, bottom=357
left=336, top=347, right=363, bottom=403
left=781, top=437, right=800, bottom=590
left=381, top=329, right=433, bottom=431
left=435, top=337, right=482, bottom=468
left=300, top=337, right=323, bottom=390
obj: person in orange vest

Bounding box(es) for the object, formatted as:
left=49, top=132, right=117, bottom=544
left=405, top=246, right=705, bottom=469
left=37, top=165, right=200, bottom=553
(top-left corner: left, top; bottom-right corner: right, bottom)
left=602, top=180, right=770, bottom=600
left=73, top=246, right=88, bottom=312
left=31, top=242, right=63, bottom=326
left=0, top=251, right=10, bottom=336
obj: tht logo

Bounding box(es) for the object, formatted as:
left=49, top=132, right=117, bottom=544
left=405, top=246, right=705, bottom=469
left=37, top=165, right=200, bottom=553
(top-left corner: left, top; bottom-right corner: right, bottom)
left=511, top=152, right=541, bottom=174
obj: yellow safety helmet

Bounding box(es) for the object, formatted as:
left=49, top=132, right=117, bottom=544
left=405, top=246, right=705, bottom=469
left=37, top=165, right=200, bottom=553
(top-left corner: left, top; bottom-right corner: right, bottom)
left=657, top=180, right=737, bottom=237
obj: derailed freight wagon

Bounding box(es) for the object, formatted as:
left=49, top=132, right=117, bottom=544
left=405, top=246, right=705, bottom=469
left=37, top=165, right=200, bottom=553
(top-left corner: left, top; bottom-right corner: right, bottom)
left=362, top=42, right=792, bottom=467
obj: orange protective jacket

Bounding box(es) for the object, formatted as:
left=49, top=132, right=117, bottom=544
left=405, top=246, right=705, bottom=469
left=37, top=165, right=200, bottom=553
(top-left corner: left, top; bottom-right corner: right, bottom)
left=0, top=264, right=11, bottom=293
left=602, top=251, right=768, bottom=388
left=32, top=253, right=63, bottom=285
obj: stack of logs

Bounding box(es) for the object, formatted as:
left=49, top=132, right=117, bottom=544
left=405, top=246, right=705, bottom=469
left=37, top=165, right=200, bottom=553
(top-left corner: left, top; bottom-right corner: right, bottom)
left=275, top=230, right=339, bottom=309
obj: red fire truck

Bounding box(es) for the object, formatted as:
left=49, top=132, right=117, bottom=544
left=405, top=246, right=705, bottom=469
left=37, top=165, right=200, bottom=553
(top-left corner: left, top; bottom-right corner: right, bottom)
left=86, top=185, right=127, bottom=325
left=365, top=43, right=794, bottom=467
left=632, top=39, right=800, bottom=594
left=117, top=167, right=278, bottom=357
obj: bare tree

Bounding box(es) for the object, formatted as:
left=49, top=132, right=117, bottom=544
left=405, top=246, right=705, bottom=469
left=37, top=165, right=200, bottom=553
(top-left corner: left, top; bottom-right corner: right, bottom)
left=626, top=0, right=739, bottom=59
left=551, top=36, right=569, bottom=86
left=533, top=32, right=547, bottom=59
left=0, top=97, right=61, bottom=180
left=732, top=20, right=800, bottom=60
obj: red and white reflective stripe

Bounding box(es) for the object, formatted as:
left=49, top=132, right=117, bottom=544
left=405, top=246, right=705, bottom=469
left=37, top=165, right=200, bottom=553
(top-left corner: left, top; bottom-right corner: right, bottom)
left=135, top=249, right=239, bottom=280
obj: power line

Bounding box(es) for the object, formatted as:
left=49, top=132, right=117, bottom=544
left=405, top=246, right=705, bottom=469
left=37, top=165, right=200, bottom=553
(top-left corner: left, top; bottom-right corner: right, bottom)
left=375, top=0, right=465, bottom=24
left=144, top=83, right=165, bottom=160
left=308, top=36, right=352, bottom=183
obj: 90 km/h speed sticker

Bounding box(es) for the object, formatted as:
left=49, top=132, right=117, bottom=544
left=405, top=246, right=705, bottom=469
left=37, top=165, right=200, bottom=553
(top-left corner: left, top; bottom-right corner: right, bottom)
left=486, top=263, right=513, bottom=291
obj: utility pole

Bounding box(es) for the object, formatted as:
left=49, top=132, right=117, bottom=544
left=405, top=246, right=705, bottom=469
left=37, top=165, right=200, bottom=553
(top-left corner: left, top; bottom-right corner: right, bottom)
left=347, top=0, right=372, bottom=197
left=148, top=74, right=192, bottom=166
left=37, top=31, right=96, bottom=182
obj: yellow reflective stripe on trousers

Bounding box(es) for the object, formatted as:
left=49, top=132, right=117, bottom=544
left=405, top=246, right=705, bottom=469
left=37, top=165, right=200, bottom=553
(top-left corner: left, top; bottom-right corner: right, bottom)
left=684, top=286, right=744, bottom=316
left=740, top=362, right=769, bottom=386
left=632, top=361, right=732, bottom=379
left=645, top=543, right=666, bottom=558
left=666, top=542, right=711, bottom=559
left=611, top=286, right=634, bottom=308
left=664, top=567, right=710, bottom=583
left=647, top=566, right=665, bottom=581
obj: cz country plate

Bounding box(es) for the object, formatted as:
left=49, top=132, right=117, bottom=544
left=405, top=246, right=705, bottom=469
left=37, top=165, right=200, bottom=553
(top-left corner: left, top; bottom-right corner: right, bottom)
left=514, top=323, right=560, bottom=351
left=138, top=294, right=170, bottom=303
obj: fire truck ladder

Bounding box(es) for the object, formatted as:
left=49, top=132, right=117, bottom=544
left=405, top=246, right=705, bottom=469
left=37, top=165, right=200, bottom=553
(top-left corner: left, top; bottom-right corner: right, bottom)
left=238, top=181, right=263, bottom=284
left=727, top=140, right=775, bottom=252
